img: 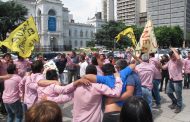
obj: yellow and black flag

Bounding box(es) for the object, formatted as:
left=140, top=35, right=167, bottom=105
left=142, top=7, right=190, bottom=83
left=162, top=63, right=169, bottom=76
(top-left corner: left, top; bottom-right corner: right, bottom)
left=0, top=16, right=39, bottom=58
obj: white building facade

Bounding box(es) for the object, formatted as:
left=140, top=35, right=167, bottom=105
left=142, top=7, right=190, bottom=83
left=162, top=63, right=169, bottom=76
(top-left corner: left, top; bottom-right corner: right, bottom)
left=13, top=0, right=95, bottom=51
left=69, top=23, right=95, bottom=49
left=87, top=12, right=106, bottom=33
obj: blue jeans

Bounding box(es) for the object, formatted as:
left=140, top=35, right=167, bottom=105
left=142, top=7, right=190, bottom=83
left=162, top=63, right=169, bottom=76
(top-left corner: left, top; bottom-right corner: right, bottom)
left=152, top=79, right=161, bottom=105
left=4, top=100, right=23, bottom=122
left=141, top=87, right=152, bottom=109
left=166, top=80, right=183, bottom=108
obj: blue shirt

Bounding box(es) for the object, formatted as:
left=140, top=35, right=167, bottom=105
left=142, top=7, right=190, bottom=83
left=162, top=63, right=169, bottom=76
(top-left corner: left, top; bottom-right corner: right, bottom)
left=96, top=66, right=133, bottom=106
left=116, top=71, right=142, bottom=106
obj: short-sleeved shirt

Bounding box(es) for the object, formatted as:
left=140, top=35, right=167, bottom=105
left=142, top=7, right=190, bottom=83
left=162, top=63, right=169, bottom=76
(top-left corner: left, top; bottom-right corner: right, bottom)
left=96, top=66, right=132, bottom=106
left=116, top=71, right=142, bottom=106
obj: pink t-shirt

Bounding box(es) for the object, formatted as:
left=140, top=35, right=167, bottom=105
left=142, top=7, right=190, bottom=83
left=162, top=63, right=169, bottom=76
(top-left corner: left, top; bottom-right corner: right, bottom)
left=183, top=58, right=190, bottom=74
left=163, top=59, right=183, bottom=81
left=19, top=73, right=44, bottom=108
left=2, top=74, right=22, bottom=104
left=136, top=62, right=156, bottom=90
left=72, top=77, right=122, bottom=122
left=149, top=57, right=162, bottom=80
left=37, top=83, right=75, bottom=103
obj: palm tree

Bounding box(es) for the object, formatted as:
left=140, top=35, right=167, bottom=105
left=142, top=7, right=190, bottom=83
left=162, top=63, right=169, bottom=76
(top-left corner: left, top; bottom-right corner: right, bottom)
left=0, top=0, right=28, bottom=52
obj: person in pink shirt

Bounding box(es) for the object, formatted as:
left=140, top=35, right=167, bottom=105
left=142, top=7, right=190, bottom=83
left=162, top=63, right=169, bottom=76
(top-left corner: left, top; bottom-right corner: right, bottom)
left=14, top=55, right=31, bottom=77
left=162, top=48, right=183, bottom=113
left=0, top=53, right=12, bottom=115
left=136, top=53, right=156, bottom=109
left=0, top=64, right=23, bottom=122
left=46, top=65, right=123, bottom=122
left=183, top=51, right=190, bottom=89
left=37, top=69, right=89, bottom=104
left=149, top=53, right=162, bottom=108
left=19, top=60, right=59, bottom=111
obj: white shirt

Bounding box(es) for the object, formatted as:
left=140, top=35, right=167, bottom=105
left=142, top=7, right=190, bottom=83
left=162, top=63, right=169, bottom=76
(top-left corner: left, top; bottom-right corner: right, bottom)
left=79, top=61, right=88, bottom=77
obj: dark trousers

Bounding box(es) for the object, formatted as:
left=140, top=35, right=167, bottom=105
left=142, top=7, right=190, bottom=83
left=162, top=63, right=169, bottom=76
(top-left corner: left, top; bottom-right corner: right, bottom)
left=67, top=70, right=78, bottom=83
left=103, top=111, right=120, bottom=122
left=184, top=73, right=190, bottom=88
left=160, top=74, right=169, bottom=91
left=0, top=82, right=6, bottom=114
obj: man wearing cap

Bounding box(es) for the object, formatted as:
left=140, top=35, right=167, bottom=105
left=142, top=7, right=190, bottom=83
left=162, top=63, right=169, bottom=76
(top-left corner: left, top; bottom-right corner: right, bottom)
left=162, top=48, right=183, bottom=113
left=135, top=53, right=157, bottom=109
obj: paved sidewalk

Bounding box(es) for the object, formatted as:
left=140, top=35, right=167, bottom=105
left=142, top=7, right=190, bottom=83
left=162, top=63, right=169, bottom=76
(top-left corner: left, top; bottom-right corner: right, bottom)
left=153, top=89, right=190, bottom=122
left=0, top=89, right=190, bottom=122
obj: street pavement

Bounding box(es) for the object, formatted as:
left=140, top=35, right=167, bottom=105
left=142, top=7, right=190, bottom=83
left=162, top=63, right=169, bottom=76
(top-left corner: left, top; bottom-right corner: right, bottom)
left=0, top=88, right=190, bottom=122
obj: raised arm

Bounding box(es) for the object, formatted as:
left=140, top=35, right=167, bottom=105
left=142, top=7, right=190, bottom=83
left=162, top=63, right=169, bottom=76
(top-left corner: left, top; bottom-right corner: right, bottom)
left=171, top=48, right=180, bottom=60
left=52, top=78, right=91, bottom=94
left=38, top=79, right=60, bottom=87
left=0, top=74, right=13, bottom=81
left=46, top=93, right=73, bottom=104
left=96, top=73, right=123, bottom=97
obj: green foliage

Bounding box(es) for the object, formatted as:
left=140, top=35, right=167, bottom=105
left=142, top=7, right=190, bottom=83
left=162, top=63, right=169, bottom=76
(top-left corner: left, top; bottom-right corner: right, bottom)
left=0, top=1, right=28, bottom=39
left=86, top=40, right=95, bottom=47
left=95, top=21, right=126, bottom=49
left=154, top=26, right=184, bottom=48
left=0, top=1, right=28, bottom=52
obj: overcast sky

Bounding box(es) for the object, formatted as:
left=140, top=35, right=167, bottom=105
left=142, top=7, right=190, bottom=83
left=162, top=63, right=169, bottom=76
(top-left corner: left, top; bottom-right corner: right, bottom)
left=62, top=0, right=101, bottom=23
left=2, top=0, right=102, bottom=23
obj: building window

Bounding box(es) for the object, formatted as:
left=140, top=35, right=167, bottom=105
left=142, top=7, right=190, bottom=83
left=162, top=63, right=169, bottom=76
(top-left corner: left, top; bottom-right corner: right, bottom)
left=80, top=30, right=83, bottom=37
left=48, top=9, right=56, bottom=16
left=75, top=40, right=78, bottom=47
left=86, top=31, right=88, bottom=37
left=74, top=30, right=77, bottom=37
left=80, top=40, right=83, bottom=47
left=69, top=30, right=72, bottom=37
left=48, top=9, right=56, bottom=32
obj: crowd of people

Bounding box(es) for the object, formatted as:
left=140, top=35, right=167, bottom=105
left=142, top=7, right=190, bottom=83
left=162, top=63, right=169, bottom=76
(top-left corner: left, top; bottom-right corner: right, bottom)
left=0, top=47, right=189, bottom=122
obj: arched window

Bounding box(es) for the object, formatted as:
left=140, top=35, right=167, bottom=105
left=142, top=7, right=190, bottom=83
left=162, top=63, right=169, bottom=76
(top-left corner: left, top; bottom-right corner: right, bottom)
left=80, top=40, right=83, bottom=47
left=80, top=30, right=83, bottom=37
left=48, top=9, right=56, bottom=31
left=75, top=40, right=78, bottom=47
left=48, top=9, right=56, bottom=16
left=74, top=30, right=77, bottom=36
left=69, top=29, right=72, bottom=37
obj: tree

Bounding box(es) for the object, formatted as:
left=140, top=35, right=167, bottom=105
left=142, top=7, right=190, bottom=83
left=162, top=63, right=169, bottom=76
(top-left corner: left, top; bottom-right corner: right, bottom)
left=0, top=1, right=28, bottom=52
left=95, top=21, right=126, bottom=48
left=154, top=26, right=184, bottom=48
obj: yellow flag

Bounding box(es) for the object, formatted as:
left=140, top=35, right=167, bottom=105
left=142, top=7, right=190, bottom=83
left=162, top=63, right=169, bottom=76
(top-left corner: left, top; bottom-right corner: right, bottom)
left=0, top=16, right=39, bottom=58
left=115, top=27, right=137, bottom=46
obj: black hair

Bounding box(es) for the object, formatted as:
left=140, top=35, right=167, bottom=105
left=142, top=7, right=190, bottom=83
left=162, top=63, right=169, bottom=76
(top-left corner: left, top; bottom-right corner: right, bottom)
left=91, top=56, right=98, bottom=66
left=102, top=63, right=115, bottom=76
left=80, top=55, right=86, bottom=61
left=3, top=53, right=11, bottom=58
left=85, top=64, right=97, bottom=75
left=31, top=60, right=44, bottom=73
left=116, top=59, right=128, bottom=70
left=149, top=53, right=155, bottom=57
left=120, top=96, right=153, bottom=122
left=46, top=70, right=58, bottom=80
left=37, top=53, right=43, bottom=58
left=7, top=64, right=16, bottom=74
